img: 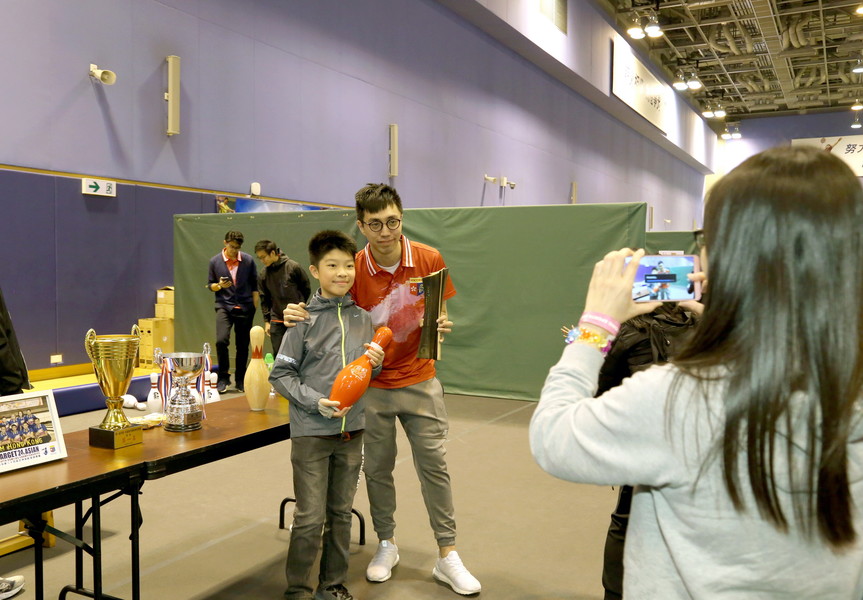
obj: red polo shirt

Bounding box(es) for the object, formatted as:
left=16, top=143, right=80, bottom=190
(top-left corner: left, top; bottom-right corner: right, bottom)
left=351, top=236, right=456, bottom=389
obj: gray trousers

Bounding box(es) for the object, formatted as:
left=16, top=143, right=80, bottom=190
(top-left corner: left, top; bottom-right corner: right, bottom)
left=363, top=377, right=457, bottom=547
left=285, top=434, right=363, bottom=599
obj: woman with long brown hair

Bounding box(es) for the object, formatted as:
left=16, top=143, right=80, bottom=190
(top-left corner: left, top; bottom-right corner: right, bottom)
left=531, top=145, right=863, bottom=598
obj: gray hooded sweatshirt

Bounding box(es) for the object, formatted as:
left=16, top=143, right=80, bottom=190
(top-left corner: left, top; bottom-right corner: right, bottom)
left=269, top=290, right=380, bottom=437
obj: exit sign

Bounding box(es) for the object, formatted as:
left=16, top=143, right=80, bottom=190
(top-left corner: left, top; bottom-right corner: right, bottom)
left=82, top=178, right=117, bottom=197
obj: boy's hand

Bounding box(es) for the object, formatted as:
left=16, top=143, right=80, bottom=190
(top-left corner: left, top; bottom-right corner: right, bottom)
left=283, top=302, right=310, bottom=328
left=364, top=343, right=385, bottom=368
left=318, top=398, right=352, bottom=419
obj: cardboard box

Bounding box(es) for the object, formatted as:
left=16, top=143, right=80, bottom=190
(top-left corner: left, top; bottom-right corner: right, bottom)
left=155, top=303, right=174, bottom=319
left=156, top=286, right=174, bottom=305
left=138, top=317, right=174, bottom=354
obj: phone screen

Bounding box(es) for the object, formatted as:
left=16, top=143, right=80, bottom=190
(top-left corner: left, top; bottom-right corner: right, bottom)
left=626, top=255, right=701, bottom=303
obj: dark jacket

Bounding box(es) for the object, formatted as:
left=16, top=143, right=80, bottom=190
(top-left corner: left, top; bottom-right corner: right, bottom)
left=208, top=251, right=258, bottom=310
left=258, top=254, right=311, bottom=324
left=0, top=286, right=31, bottom=396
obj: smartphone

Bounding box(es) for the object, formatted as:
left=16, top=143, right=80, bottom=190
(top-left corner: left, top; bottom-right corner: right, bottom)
left=626, top=254, right=701, bottom=303
left=220, top=276, right=230, bottom=283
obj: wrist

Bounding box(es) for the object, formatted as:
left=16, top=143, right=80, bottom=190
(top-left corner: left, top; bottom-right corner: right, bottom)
left=579, top=311, right=621, bottom=337
left=561, top=325, right=614, bottom=355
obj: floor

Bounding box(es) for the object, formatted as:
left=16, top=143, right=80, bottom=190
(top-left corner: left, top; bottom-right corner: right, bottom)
left=0, top=386, right=616, bottom=600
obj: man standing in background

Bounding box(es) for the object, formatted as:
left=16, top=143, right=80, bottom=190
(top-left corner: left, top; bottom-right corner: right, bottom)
left=207, top=231, right=258, bottom=393
left=254, top=239, right=311, bottom=356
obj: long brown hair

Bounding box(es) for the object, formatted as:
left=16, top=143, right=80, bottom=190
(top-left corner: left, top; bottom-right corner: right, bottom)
left=673, top=145, right=863, bottom=549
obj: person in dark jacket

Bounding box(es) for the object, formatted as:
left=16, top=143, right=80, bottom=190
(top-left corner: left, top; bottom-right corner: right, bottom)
left=598, top=303, right=698, bottom=600
left=254, top=240, right=311, bottom=356
left=0, top=286, right=30, bottom=397
left=207, top=231, right=259, bottom=393
left=0, top=284, right=29, bottom=599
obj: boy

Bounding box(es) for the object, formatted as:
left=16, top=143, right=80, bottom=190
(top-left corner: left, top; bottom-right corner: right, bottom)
left=270, top=230, right=384, bottom=600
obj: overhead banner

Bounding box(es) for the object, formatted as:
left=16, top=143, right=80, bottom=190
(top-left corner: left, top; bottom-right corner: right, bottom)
left=611, top=34, right=675, bottom=135
left=791, top=135, right=863, bottom=176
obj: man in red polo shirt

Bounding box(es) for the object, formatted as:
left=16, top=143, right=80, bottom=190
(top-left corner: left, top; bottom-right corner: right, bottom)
left=283, top=184, right=481, bottom=596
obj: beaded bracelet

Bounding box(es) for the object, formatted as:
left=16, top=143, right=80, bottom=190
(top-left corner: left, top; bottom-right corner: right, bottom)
left=561, top=325, right=614, bottom=355
left=579, top=311, right=621, bottom=337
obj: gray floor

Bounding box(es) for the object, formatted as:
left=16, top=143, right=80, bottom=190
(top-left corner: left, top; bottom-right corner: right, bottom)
left=0, top=393, right=616, bottom=600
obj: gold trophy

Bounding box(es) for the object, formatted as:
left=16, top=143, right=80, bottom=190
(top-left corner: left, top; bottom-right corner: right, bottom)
left=85, top=325, right=145, bottom=449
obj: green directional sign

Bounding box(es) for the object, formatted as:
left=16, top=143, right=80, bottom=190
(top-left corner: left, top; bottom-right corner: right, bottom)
left=81, top=178, right=116, bottom=197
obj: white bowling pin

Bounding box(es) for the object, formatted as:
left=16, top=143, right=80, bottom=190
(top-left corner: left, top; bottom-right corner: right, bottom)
left=243, top=325, right=270, bottom=411
left=146, top=372, right=162, bottom=412
left=208, top=371, right=221, bottom=403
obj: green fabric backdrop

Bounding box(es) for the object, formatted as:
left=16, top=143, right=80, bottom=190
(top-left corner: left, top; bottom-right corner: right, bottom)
left=174, top=203, right=646, bottom=401
left=644, top=231, right=698, bottom=255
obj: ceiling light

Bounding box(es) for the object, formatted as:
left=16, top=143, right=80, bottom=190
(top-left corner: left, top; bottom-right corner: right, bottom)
left=701, top=105, right=715, bottom=118
left=686, top=73, right=702, bottom=90
left=853, top=59, right=863, bottom=74
left=856, top=5, right=863, bottom=15
left=672, top=70, right=688, bottom=91
left=853, top=99, right=863, bottom=111
left=644, top=14, right=662, bottom=38
left=713, top=105, right=727, bottom=118
left=853, top=114, right=862, bottom=129
left=720, top=128, right=732, bottom=140
left=627, top=15, right=645, bottom=39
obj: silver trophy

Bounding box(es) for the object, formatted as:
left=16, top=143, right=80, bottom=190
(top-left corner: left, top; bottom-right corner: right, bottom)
left=155, top=343, right=209, bottom=432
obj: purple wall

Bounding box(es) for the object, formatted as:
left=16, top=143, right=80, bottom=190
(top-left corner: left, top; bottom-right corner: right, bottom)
left=0, top=0, right=743, bottom=369
left=0, top=171, right=207, bottom=369
left=0, top=0, right=705, bottom=226
left=716, top=111, right=859, bottom=174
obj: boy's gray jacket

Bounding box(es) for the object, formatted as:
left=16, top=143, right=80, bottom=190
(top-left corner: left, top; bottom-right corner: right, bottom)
left=269, top=291, right=380, bottom=437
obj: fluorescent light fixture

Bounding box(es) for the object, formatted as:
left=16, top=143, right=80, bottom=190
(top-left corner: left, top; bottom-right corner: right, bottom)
left=644, top=14, right=662, bottom=37
left=627, top=18, right=646, bottom=39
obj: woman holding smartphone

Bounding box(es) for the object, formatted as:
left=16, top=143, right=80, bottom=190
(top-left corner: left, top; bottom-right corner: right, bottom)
left=530, top=145, right=863, bottom=598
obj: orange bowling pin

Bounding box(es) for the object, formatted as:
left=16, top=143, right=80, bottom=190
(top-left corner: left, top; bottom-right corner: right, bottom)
left=330, top=327, right=392, bottom=409
left=244, top=326, right=270, bottom=411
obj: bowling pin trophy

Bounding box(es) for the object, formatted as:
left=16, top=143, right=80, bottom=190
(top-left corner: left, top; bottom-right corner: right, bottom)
left=244, top=326, right=270, bottom=411
left=155, top=344, right=210, bottom=432
left=417, top=267, right=448, bottom=359
left=330, top=327, right=393, bottom=409
left=85, top=326, right=145, bottom=449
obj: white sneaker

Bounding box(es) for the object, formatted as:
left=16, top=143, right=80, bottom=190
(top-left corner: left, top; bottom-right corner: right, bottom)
left=433, top=551, right=481, bottom=595
left=366, top=540, right=400, bottom=582
left=0, top=576, right=24, bottom=600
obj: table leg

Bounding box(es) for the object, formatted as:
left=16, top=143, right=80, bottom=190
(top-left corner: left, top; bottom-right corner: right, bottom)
left=130, top=479, right=142, bottom=600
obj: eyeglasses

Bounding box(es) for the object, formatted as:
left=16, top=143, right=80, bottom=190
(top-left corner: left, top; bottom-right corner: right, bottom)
left=362, top=217, right=402, bottom=233
left=693, top=228, right=705, bottom=250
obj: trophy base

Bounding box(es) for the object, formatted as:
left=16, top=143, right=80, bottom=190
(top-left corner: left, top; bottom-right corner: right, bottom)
left=89, top=424, right=144, bottom=449
left=163, top=406, right=203, bottom=432
left=163, top=422, right=202, bottom=432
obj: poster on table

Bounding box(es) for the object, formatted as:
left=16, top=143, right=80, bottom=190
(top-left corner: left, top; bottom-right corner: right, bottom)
left=0, top=390, right=67, bottom=474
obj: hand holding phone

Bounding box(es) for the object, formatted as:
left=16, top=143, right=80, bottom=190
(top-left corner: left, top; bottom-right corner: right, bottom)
left=626, top=254, right=701, bottom=303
